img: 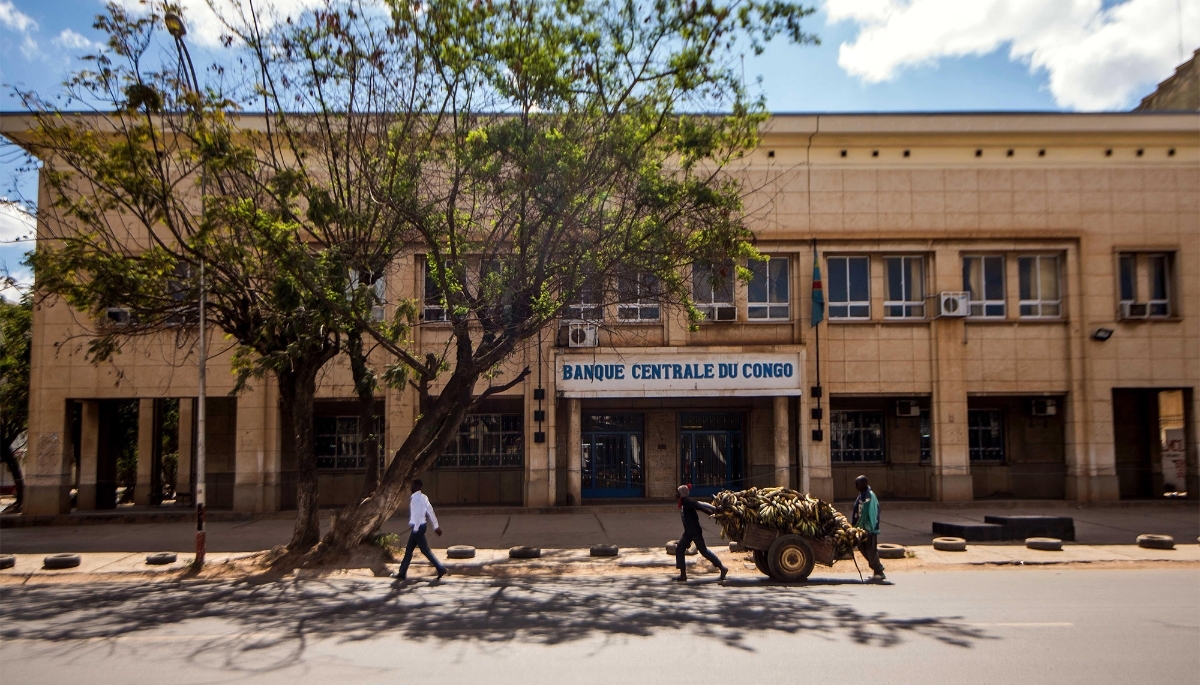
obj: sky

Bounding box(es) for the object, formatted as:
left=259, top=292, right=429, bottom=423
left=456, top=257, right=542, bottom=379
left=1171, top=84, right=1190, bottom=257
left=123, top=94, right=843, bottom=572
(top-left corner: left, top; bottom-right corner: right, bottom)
left=1, top=0, right=1198, bottom=299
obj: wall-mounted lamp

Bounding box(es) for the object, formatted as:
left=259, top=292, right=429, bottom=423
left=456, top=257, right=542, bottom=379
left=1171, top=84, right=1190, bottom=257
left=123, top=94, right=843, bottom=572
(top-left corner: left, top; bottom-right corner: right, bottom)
left=1092, top=328, right=1114, bottom=341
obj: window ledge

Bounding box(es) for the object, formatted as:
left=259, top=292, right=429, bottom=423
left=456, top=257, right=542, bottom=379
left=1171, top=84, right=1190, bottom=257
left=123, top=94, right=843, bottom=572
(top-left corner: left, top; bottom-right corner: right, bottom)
left=828, top=318, right=929, bottom=325
left=1117, top=316, right=1183, bottom=324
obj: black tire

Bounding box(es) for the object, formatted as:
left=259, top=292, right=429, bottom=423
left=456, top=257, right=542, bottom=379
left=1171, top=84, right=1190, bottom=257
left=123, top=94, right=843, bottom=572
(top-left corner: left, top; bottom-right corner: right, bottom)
left=665, top=540, right=697, bottom=556
left=1025, top=537, right=1062, bottom=551
left=752, top=550, right=772, bottom=577
left=590, top=544, right=618, bottom=557
left=43, top=553, right=81, bottom=570
left=446, top=545, right=476, bottom=559
left=145, top=552, right=178, bottom=565
left=767, top=535, right=815, bottom=583
left=1136, top=534, right=1175, bottom=550
left=877, top=543, right=906, bottom=559
left=728, top=541, right=745, bottom=553
left=508, top=546, right=541, bottom=559
left=933, top=537, right=967, bottom=552
left=0, top=554, right=14, bottom=569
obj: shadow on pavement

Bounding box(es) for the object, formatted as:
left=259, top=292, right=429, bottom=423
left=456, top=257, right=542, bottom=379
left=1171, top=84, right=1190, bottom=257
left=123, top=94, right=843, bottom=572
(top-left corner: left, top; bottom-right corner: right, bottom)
left=0, top=575, right=993, bottom=666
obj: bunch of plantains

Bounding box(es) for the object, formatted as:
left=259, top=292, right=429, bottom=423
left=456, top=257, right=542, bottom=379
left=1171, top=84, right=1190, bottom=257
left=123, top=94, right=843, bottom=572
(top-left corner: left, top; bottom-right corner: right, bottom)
left=712, top=487, right=868, bottom=559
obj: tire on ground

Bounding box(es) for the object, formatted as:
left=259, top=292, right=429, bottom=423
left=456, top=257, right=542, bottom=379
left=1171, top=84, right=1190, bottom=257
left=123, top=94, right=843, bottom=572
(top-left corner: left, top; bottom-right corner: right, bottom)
left=0, top=554, right=14, bottom=569
left=752, top=550, right=773, bottom=578
left=145, top=552, right=178, bottom=565
left=590, top=544, right=618, bottom=557
left=665, top=540, right=697, bottom=556
left=1025, top=537, right=1062, bottom=551
left=1136, top=534, right=1175, bottom=550
left=447, top=545, right=476, bottom=559
left=933, top=537, right=967, bottom=552
left=43, top=553, right=81, bottom=569
left=728, top=541, right=745, bottom=553
left=877, top=543, right=906, bottom=559
left=767, top=534, right=815, bottom=583
left=508, top=546, right=541, bottom=559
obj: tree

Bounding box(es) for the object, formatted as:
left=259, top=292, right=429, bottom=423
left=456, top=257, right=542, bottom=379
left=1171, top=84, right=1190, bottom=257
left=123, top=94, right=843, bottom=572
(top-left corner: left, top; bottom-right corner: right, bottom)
left=0, top=289, right=32, bottom=513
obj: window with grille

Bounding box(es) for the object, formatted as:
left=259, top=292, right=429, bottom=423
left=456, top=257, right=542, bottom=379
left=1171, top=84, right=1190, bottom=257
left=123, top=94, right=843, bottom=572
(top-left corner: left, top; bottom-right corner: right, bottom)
left=968, top=410, right=1005, bottom=462
left=748, top=256, right=790, bottom=320
left=692, top=261, right=736, bottom=321
left=1017, top=255, right=1061, bottom=318
left=827, top=256, right=870, bottom=319
left=963, top=255, right=1005, bottom=318
left=920, top=410, right=931, bottom=463
left=436, top=414, right=524, bottom=468
left=884, top=256, right=926, bottom=318
left=316, top=416, right=385, bottom=470
left=616, top=270, right=660, bottom=321
left=830, top=411, right=885, bottom=463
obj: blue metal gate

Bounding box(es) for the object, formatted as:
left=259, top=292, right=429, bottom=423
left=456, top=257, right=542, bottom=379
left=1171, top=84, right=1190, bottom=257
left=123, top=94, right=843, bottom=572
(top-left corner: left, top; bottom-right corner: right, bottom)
left=679, top=412, right=744, bottom=496
left=582, top=414, right=645, bottom=498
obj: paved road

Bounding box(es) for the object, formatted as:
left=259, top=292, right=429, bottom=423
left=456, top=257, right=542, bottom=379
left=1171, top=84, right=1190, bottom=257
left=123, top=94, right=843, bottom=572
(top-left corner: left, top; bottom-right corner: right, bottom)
left=1, top=569, right=1196, bottom=684
left=1, top=503, right=1196, bottom=553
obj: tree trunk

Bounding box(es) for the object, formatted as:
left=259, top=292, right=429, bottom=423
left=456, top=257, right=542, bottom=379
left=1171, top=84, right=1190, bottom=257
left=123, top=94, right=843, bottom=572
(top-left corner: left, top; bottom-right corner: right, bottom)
left=0, top=432, right=25, bottom=513
left=306, top=369, right=477, bottom=564
left=347, top=332, right=379, bottom=498
left=279, top=364, right=322, bottom=551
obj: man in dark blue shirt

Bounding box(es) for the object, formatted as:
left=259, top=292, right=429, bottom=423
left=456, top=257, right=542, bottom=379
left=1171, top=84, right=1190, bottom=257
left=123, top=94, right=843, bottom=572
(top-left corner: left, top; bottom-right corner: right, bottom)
left=675, top=484, right=728, bottom=582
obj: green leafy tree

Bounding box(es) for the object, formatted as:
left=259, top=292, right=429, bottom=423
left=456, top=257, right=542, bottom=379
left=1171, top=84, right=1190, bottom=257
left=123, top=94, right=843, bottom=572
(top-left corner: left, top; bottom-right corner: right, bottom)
left=0, top=290, right=32, bottom=513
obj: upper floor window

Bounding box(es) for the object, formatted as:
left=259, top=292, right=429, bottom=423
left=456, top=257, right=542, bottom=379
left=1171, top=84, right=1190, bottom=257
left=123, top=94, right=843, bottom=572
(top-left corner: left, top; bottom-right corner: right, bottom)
left=693, top=260, right=735, bottom=321
left=1017, top=255, right=1061, bottom=318
left=1119, top=252, right=1172, bottom=318
left=616, top=270, right=660, bottom=321
left=827, top=256, right=870, bottom=320
left=963, top=255, right=1005, bottom=318
left=566, top=271, right=604, bottom=321
left=830, top=410, right=885, bottom=463
left=423, top=260, right=448, bottom=322
left=884, top=255, right=926, bottom=318
left=748, top=256, right=790, bottom=320
left=968, top=410, right=1004, bottom=462
left=349, top=269, right=386, bottom=321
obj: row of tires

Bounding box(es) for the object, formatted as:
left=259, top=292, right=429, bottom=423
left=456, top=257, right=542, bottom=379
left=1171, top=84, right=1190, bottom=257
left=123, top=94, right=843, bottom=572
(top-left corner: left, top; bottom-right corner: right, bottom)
left=0, top=552, right=179, bottom=570
left=931, top=533, right=1182, bottom=552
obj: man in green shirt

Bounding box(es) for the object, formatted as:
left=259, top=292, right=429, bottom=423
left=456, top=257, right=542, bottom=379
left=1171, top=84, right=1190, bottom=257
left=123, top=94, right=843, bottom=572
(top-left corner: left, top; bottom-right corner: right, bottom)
left=851, top=475, right=886, bottom=581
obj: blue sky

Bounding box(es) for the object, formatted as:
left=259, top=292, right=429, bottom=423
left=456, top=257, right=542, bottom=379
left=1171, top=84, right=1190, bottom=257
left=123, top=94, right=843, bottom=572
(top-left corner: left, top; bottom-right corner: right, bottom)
left=1, top=0, right=1197, bottom=298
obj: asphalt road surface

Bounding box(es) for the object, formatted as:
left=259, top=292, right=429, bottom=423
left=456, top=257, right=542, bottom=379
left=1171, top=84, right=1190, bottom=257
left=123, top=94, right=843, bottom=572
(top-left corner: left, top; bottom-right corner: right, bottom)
left=2, top=568, right=1197, bottom=684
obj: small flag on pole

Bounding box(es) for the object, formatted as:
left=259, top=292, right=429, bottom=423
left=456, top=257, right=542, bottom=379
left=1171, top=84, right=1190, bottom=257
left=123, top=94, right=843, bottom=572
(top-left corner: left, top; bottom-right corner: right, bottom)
left=811, top=248, right=824, bottom=328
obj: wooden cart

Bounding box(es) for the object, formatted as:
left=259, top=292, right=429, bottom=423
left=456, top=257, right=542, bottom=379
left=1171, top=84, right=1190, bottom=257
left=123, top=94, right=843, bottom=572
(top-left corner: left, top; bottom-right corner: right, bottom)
left=735, top=521, right=849, bottom=582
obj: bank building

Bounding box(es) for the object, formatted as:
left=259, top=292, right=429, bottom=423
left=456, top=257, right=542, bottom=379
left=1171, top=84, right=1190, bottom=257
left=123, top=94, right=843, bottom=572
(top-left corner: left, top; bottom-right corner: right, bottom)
left=3, top=108, right=1198, bottom=515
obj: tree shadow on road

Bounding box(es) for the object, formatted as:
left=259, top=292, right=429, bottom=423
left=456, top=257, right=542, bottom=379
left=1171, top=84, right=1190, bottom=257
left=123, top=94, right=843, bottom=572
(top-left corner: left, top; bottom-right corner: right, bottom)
left=0, top=575, right=993, bottom=669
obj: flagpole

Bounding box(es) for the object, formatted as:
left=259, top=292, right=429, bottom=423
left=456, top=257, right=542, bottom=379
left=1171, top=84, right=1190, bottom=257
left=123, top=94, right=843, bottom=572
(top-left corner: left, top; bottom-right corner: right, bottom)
left=812, top=238, right=822, bottom=437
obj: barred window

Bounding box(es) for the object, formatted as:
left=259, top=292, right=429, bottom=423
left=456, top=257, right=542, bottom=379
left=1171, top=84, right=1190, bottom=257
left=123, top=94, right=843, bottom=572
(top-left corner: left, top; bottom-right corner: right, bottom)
left=920, top=410, right=931, bottom=463
left=968, top=410, right=1005, bottom=462
left=437, top=414, right=524, bottom=468
left=830, top=411, right=885, bottom=463
left=316, top=416, right=385, bottom=470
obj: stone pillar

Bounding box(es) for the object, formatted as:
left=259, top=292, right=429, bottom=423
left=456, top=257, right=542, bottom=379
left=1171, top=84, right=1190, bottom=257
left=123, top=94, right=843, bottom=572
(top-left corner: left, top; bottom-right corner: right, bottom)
left=930, top=317, right=973, bottom=501
left=524, top=344, right=555, bottom=507
left=773, top=396, right=790, bottom=487
left=22, top=396, right=74, bottom=515
left=76, top=400, right=101, bottom=511
left=567, top=398, right=582, bottom=506
left=176, top=398, right=194, bottom=503
left=234, top=383, right=277, bottom=512
left=134, top=399, right=156, bottom=505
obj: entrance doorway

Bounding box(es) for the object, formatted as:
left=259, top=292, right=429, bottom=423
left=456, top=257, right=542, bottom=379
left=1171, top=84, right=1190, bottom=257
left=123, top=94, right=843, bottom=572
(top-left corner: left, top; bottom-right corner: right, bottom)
left=1112, top=388, right=1190, bottom=499
left=680, top=412, right=744, bottom=496
left=582, top=414, right=645, bottom=498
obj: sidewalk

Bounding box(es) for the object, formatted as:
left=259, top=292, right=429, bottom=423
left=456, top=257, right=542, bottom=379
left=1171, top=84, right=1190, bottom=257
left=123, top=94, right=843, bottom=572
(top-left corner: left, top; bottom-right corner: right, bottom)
left=1, top=501, right=1195, bottom=555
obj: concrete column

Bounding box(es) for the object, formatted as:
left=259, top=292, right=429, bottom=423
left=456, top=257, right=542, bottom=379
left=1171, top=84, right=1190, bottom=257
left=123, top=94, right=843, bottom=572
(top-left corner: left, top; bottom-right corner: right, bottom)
left=22, top=396, right=75, bottom=515
left=930, top=317, right=973, bottom=501
left=773, top=396, right=790, bottom=487
left=134, top=399, right=156, bottom=505
left=234, top=383, right=277, bottom=512
left=176, top=398, right=194, bottom=503
left=567, top=398, right=582, bottom=506
left=524, top=343, right=555, bottom=507
left=76, top=400, right=101, bottom=511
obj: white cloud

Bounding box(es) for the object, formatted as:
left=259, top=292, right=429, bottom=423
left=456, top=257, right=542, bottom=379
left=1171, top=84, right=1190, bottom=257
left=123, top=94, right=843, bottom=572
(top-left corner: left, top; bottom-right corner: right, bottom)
left=54, top=28, right=100, bottom=51
left=0, top=0, right=35, bottom=33
left=19, top=33, right=38, bottom=59
left=0, top=200, right=36, bottom=243
left=114, top=0, right=330, bottom=48
left=826, top=0, right=1200, bottom=110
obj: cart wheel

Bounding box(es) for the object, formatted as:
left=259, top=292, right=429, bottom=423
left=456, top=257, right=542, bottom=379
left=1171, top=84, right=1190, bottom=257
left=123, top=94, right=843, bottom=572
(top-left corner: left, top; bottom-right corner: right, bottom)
left=752, top=550, right=772, bottom=578
left=767, top=535, right=815, bottom=583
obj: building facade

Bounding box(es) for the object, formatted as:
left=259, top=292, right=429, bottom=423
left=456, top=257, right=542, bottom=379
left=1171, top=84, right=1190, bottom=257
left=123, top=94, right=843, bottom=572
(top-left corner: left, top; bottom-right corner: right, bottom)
left=5, top=112, right=1198, bottom=515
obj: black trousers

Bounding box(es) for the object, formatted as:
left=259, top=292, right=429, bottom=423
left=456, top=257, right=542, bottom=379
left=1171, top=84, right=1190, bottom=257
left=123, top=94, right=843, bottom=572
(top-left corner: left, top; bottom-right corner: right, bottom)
left=399, top=524, right=446, bottom=577
left=677, top=529, right=726, bottom=573
left=857, top=532, right=885, bottom=574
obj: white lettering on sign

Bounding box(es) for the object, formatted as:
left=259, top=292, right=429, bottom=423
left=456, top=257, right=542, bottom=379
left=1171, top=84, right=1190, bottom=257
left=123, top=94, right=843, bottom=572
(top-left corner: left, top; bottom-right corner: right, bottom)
left=556, top=352, right=803, bottom=397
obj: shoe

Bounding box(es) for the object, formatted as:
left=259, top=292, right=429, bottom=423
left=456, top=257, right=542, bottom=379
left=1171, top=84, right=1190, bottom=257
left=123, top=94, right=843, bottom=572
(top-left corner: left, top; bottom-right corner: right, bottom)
left=872, top=572, right=886, bottom=582
left=390, top=571, right=406, bottom=580
left=719, top=567, right=728, bottom=581
left=436, top=568, right=447, bottom=580
left=674, top=573, right=687, bottom=582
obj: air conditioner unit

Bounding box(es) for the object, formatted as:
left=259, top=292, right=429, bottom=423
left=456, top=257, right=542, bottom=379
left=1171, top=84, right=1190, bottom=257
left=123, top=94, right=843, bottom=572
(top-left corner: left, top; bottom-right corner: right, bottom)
left=568, top=322, right=599, bottom=348
left=938, top=291, right=969, bottom=317
left=370, top=305, right=386, bottom=322
left=896, top=399, right=921, bottom=417
left=1119, top=302, right=1149, bottom=320
left=1031, top=398, right=1057, bottom=417
left=105, top=307, right=132, bottom=327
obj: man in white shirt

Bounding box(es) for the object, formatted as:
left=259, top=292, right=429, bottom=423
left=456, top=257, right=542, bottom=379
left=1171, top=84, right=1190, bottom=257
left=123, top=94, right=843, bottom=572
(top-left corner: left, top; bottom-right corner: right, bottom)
left=392, top=479, right=448, bottom=580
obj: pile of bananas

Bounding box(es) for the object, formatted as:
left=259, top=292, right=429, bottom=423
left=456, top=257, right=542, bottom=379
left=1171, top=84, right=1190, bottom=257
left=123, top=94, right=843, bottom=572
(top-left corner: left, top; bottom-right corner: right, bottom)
left=711, top=487, right=868, bottom=559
